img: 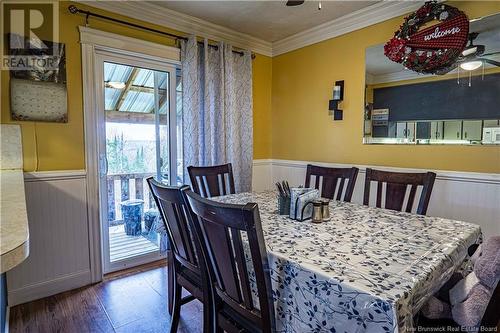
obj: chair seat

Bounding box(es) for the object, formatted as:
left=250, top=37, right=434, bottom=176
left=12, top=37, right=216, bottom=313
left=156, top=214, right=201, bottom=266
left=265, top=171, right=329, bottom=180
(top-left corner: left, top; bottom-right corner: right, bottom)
left=177, top=266, right=204, bottom=300
left=218, top=304, right=262, bottom=333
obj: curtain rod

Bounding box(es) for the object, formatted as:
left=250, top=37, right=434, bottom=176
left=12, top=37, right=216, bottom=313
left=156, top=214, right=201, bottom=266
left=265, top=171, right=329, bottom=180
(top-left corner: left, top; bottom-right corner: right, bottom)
left=68, top=5, right=255, bottom=59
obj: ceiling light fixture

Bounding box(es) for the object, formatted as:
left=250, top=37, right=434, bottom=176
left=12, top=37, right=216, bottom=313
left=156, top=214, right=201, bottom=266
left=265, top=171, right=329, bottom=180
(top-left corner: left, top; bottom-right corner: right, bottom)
left=460, top=60, right=483, bottom=71
left=107, top=81, right=126, bottom=89
left=318, top=2, right=322, bottom=10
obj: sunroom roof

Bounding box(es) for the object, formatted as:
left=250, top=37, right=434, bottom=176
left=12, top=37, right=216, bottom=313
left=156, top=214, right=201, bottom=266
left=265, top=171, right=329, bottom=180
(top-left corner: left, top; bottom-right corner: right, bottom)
left=104, top=62, right=168, bottom=114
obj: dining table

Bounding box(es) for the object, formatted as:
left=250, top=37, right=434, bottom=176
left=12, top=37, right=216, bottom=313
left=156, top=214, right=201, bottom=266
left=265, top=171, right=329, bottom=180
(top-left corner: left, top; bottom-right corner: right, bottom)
left=212, top=191, right=482, bottom=333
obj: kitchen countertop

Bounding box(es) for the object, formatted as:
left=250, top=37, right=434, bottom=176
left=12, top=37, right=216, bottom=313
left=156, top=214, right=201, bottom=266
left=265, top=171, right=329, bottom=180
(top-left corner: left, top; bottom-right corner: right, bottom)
left=1, top=124, right=29, bottom=273
left=1, top=169, right=30, bottom=273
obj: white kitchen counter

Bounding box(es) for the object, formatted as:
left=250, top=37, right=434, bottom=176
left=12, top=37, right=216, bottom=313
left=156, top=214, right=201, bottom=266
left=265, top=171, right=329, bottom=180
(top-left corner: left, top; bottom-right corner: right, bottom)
left=1, top=169, right=29, bottom=273
left=1, top=124, right=29, bottom=273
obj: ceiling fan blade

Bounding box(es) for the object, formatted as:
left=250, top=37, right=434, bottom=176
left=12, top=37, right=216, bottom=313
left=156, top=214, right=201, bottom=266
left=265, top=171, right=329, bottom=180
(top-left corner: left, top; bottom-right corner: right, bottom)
left=480, top=58, right=500, bottom=67
left=462, top=47, right=477, bottom=57
left=286, top=0, right=305, bottom=6
left=481, top=51, right=500, bottom=57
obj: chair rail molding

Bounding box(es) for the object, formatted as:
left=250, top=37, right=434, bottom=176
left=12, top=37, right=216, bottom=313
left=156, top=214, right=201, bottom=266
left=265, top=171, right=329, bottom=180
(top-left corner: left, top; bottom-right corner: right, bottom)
left=23, top=170, right=86, bottom=182
left=252, top=159, right=500, bottom=238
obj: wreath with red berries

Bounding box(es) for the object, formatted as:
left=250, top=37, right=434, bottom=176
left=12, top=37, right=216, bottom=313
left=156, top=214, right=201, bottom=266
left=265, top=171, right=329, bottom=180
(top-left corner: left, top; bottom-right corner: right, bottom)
left=384, top=1, right=469, bottom=75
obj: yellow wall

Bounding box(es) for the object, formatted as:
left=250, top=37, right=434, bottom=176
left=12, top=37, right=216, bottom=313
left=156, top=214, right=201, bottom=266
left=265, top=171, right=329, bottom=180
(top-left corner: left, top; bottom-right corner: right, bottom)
left=2, top=1, right=499, bottom=173
left=253, top=55, right=273, bottom=159
left=271, top=1, right=500, bottom=173
left=0, top=1, right=273, bottom=171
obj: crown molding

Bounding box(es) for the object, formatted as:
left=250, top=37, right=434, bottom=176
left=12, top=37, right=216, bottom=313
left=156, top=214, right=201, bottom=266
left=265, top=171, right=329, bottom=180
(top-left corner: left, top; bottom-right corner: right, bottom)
left=79, top=1, right=428, bottom=58
left=79, top=1, right=273, bottom=57
left=272, top=1, right=426, bottom=57
left=370, top=69, right=433, bottom=84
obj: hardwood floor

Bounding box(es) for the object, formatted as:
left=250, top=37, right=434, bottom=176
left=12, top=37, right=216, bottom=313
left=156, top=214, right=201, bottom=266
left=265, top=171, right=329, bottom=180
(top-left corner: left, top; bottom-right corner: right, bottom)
left=9, top=261, right=203, bottom=333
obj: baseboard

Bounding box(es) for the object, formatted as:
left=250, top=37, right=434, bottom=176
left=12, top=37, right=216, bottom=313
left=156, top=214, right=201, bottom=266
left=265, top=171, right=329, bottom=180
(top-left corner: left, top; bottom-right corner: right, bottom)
left=8, top=270, right=92, bottom=307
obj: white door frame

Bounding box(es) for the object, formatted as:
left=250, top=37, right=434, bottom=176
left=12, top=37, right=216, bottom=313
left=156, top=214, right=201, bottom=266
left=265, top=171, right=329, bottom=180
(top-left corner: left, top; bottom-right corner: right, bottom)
left=80, top=26, right=180, bottom=281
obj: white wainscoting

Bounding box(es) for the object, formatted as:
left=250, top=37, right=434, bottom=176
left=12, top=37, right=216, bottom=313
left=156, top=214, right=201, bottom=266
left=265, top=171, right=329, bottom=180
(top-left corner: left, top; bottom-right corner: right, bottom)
left=7, top=170, right=91, bottom=306
left=252, top=159, right=500, bottom=238
left=6, top=163, right=497, bottom=306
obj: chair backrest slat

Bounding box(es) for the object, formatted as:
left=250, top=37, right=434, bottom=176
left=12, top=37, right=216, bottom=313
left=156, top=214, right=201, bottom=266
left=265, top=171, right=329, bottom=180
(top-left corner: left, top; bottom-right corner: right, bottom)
left=305, top=164, right=359, bottom=202
left=336, top=177, right=346, bottom=201
left=188, top=163, right=235, bottom=198
left=230, top=228, right=253, bottom=309
left=376, top=181, right=383, bottom=208
left=363, top=168, right=436, bottom=215
left=184, top=189, right=275, bottom=332
left=202, top=219, right=241, bottom=301
left=147, top=178, right=199, bottom=270
left=406, top=185, right=418, bottom=213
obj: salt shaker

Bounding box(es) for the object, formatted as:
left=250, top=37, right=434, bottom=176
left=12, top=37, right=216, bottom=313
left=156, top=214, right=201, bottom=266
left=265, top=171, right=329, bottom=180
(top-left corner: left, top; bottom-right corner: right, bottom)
left=311, top=201, right=323, bottom=223
left=321, top=199, right=330, bottom=221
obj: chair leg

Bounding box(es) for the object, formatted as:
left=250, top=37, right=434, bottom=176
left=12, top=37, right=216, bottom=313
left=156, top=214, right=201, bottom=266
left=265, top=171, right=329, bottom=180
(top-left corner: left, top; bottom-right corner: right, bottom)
left=167, top=251, right=174, bottom=315
left=169, top=278, right=182, bottom=333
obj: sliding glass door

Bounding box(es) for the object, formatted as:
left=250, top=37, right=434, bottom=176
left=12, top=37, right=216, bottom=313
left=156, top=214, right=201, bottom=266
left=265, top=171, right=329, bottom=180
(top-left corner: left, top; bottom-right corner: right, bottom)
left=95, top=51, right=178, bottom=273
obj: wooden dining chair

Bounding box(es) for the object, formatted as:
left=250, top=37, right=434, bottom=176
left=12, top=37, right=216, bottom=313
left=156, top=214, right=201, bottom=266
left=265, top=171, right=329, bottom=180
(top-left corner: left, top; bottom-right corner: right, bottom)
left=147, top=178, right=210, bottom=333
left=187, top=163, right=235, bottom=198
left=305, top=164, right=359, bottom=202
left=363, top=168, right=436, bottom=215
left=183, top=189, right=276, bottom=333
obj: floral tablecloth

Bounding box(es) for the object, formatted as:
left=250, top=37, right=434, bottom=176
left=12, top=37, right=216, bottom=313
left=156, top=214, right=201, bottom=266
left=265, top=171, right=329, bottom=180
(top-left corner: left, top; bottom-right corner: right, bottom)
left=213, top=191, right=482, bottom=333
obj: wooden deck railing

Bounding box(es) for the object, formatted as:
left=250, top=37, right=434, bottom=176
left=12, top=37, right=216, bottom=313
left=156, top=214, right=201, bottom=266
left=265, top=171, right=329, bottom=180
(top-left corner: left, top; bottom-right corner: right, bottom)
left=106, top=172, right=157, bottom=223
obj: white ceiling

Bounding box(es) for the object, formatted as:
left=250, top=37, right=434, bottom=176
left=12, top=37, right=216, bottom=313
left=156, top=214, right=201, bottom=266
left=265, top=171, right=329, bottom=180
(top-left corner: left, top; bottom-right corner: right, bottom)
left=150, top=1, right=378, bottom=42
left=366, top=12, right=500, bottom=83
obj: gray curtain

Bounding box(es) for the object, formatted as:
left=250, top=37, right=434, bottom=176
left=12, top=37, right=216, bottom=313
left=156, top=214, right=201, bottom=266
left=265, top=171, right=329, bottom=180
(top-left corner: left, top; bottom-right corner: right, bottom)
left=181, top=36, right=253, bottom=192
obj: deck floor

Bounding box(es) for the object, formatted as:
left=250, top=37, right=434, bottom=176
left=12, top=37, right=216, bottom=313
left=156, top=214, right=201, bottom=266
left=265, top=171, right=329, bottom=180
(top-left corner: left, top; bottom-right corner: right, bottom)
left=109, top=225, right=159, bottom=262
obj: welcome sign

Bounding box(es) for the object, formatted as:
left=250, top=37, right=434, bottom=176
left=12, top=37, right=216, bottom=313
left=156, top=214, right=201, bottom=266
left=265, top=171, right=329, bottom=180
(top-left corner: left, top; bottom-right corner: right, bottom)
left=407, top=15, right=469, bottom=50
left=384, top=1, right=469, bottom=75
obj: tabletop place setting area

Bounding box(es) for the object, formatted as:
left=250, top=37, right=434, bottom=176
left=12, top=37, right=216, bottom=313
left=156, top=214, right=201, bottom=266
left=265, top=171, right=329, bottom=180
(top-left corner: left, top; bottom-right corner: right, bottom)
left=0, top=1, right=499, bottom=333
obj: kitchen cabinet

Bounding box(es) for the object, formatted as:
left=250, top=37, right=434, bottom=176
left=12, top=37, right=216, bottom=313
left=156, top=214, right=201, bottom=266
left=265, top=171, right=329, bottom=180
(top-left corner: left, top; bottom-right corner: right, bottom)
left=462, top=120, right=482, bottom=141
left=417, top=121, right=444, bottom=140
left=416, top=122, right=430, bottom=139
left=406, top=122, right=415, bottom=140
left=396, top=122, right=415, bottom=139
left=443, top=121, right=462, bottom=140
left=483, top=119, right=500, bottom=127
left=396, top=122, right=406, bottom=138
left=431, top=121, right=444, bottom=140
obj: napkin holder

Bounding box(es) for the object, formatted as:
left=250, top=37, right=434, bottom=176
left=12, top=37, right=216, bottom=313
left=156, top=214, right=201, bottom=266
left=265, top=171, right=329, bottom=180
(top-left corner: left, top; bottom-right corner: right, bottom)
left=289, top=188, right=319, bottom=221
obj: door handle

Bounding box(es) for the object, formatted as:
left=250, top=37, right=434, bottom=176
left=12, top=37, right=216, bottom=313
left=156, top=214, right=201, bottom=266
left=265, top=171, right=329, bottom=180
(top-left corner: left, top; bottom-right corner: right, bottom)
left=99, top=154, right=108, bottom=177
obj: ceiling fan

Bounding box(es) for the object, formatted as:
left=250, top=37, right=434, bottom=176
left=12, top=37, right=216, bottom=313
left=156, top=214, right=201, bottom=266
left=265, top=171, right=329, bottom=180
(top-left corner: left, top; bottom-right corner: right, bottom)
left=286, top=1, right=305, bottom=6
left=455, top=32, right=500, bottom=71
left=286, top=1, right=322, bottom=10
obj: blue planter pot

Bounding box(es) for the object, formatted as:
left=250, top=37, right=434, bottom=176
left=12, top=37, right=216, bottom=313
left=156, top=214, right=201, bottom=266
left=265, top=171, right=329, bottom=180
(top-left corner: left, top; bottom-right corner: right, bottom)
left=120, top=199, right=144, bottom=236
